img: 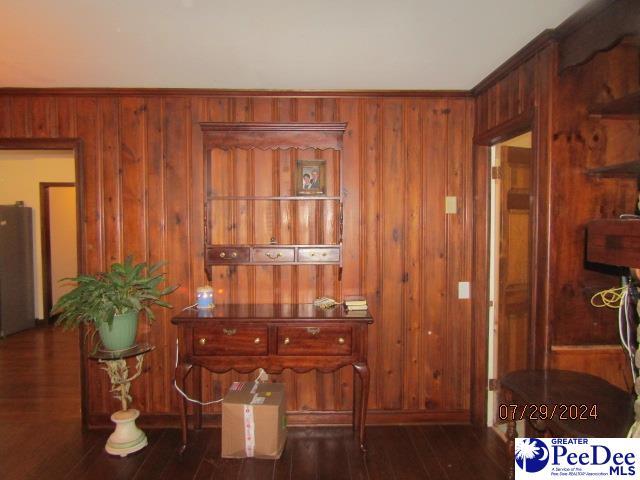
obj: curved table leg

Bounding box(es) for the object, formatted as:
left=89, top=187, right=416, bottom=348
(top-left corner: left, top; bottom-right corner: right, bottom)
left=175, top=363, right=193, bottom=454
left=352, top=367, right=361, bottom=433
left=353, top=362, right=370, bottom=452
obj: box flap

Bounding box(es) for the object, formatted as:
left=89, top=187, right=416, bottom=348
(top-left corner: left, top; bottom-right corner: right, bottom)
left=223, top=382, right=285, bottom=407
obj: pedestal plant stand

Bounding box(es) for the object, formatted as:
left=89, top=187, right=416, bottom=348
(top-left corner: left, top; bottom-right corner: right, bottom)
left=90, top=343, right=154, bottom=457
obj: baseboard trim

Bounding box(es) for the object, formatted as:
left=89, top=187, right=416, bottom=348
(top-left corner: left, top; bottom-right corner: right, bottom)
left=88, top=409, right=470, bottom=429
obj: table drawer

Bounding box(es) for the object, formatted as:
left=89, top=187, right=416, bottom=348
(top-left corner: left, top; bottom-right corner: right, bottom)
left=206, top=246, right=250, bottom=264
left=252, top=247, right=295, bottom=263
left=298, top=247, right=340, bottom=263
left=193, top=326, right=267, bottom=355
left=277, top=326, right=352, bottom=356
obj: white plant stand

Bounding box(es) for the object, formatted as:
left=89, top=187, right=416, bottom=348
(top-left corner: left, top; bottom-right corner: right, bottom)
left=92, top=343, right=154, bottom=457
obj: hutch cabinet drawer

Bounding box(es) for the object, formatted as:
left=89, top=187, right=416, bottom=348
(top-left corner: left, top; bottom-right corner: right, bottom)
left=586, top=219, right=640, bottom=267
left=276, top=326, right=352, bottom=356
left=193, top=326, right=268, bottom=355
left=298, top=247, right=340, bottom=263
left=206, top=246, right=250, bottom=264
left=252, top=247, right=295, bottom=263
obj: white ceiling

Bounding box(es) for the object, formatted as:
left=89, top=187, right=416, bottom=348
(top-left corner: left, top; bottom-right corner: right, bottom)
left=0, top=0, right=590, bottom=90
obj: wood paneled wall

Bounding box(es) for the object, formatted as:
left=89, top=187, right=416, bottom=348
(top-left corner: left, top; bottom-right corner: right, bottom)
left=549, top=39, right=639, bottom=346
left=474, top=37, right=639, bottom=391
left=0, top=93, right=475, bottom=423
left=474, top=43, right=555, bottom=375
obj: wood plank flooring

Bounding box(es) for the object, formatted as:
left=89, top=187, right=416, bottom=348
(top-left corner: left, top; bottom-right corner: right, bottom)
left=0, top=327, right=507, bottom=479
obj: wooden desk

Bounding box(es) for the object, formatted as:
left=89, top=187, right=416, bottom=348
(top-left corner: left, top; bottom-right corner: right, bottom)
left=171, top=304, right=373, bottom=452
left=501, top=369, right=634, bottom=479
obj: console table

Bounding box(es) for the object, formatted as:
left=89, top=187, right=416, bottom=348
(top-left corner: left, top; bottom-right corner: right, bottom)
left=171, top=303, right=373, bottom=452
left=501, top=369, right=634, bottom=480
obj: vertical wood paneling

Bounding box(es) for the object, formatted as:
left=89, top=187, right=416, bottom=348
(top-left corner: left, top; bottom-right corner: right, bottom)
left=205, top=97, right=236, bottom=413
left=274, top=99, right=295, bottom=306
left=119, top=97, right=148, bottom=408
left=473, top=39, right=638, bottom=412
left=0, top=97, right=11, bottom=136
left=380, top=98, right=405, bottom=410
left=30, top=96, right=56, bottom=137
left=252, top=98, right=276, bottom=306
left=232, top=99, right=252, bottom=306
left=317, top=98, right=339, bottom=412
left=163, top=97, right=192, bottom=413
left=404, top=99, right=423, bottom=410
left=363, top=99, right=382, bottom=409
left=336, top=98, right=361, bottom=411
left=100, top=97, right=121, bottom=266
left=10, top=97, right=30, bottom=136
left=273, top=98, right=298, bottom=412
left=422, top=99, right=448, bottom=410
left=56, top=97, right=77, bottom=138
left=145, top=96, right=169, bottom=412
left=75, top=97, right=105, bottom=413
left=0, top=91, right=475, bottom=422
left=120, top=98, right=147, bottom=262
left=294, top=99, right=320, bottom=412
left=549, top=41, right=639, bottom=346
left=446, top=99, right=473, bottom=410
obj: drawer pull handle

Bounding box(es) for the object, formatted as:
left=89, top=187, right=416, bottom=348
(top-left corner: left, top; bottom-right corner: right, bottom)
left=198, top=338, right=207, bottom=345
left=223, top=328, right=237, bottom=336
left=310, top=252, right=328, bottom=258
left=338, top=337, right=345, bottom=345
left=254, top=337, right=261, bottom=344
left=306, top=327, right=320, bottom=336
left=283, top=337, right=290, bottom=345
left=265, top=252, right=282, bottom=260
left=231, top=251, right=238, bottom=258
left=219, top=251, right=238, bottom=259
left=219, top=252, right=226, bottom=258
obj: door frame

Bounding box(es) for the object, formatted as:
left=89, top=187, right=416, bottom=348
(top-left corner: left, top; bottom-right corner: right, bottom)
left=470, top=110, right=552, bottom=426
left=40, top=181, right=76, bottom=323
left=0, top=138, right=86, bottom=428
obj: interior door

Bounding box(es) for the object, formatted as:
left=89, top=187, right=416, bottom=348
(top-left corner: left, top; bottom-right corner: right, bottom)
left=496, top=146, right=533, bottom=383
left=41, top=183, right=77, bottom=321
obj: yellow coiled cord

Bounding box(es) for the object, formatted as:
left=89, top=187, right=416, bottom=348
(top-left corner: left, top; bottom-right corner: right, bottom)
left=590, top=286, right=627, bottom=309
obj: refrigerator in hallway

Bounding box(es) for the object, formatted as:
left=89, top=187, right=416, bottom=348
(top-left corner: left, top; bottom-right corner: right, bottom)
left=0, top=204, right=35, bottom=337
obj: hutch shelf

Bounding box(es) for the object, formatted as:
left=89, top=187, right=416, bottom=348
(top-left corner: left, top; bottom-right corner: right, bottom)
left=200, top=122, right=347, bottom=279
left=588, top=90, right=640, bottom=119
left=585, top=90, right=640, bottom=268
left=586, top=160, right=640, bottom=179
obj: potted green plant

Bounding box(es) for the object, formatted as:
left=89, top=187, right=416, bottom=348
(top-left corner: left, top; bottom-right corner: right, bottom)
left=51, top=256, right=177, bottom=351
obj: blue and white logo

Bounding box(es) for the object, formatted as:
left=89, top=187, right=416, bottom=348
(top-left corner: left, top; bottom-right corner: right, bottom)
left=515, top=438, right=549, bottom=473
left=515, top=438, right=640, bottom=479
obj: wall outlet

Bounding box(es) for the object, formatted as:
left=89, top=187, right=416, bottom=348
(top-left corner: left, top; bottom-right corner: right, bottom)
left=445, top=196, right=457, bottom=214
left=458, top=281, right=470, bottom=299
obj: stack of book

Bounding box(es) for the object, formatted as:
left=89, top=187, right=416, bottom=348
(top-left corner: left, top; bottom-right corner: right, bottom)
left=344, top=296, right=368, bottom=312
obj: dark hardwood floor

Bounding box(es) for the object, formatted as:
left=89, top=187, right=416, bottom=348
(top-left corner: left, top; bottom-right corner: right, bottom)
left=0, top=327, right=507, bottom=479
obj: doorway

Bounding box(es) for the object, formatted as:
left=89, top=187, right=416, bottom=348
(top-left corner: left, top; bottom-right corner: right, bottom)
left=0, top=143, right=85, bottom=433
left=0, top=150, right=76, bottom=324
left=40, top=183, right=77, bottom=322
left=487, top=132, right=534, bottom=433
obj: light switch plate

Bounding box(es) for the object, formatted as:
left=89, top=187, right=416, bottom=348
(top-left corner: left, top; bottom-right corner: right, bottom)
left=458, top=281, right=470, bottom=299
left=445, top=196, right=457, bottom=214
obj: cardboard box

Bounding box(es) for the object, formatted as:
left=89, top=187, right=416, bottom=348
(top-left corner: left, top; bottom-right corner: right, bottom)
left=221, top=382, right=287, bottom=459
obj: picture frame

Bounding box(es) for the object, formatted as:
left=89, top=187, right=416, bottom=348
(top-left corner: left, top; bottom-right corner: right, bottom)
left=296, top=159, right=326, bottom=196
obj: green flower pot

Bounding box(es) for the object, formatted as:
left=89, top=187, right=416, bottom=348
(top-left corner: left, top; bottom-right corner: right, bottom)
left=98, top=311, right=139, bottom=351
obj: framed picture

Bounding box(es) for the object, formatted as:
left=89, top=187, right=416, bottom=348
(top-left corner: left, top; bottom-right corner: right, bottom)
left=296, top=159, right=326, bottom=195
